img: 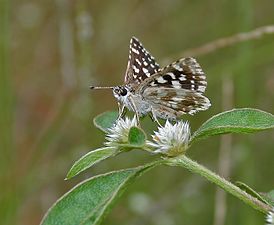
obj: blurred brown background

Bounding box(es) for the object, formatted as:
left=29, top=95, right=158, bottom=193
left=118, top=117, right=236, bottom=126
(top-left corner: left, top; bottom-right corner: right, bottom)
left=1, top=0, right=274, bottom=224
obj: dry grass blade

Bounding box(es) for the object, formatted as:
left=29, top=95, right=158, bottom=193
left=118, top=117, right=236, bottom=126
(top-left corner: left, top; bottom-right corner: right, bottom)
left=163, top=25, right=274, bottom=62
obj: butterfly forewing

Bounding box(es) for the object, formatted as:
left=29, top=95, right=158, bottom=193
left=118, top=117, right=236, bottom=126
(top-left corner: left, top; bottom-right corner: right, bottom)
left=124, top=37, right=160, bottom=88
left=137, top=57, right=211, bottom=115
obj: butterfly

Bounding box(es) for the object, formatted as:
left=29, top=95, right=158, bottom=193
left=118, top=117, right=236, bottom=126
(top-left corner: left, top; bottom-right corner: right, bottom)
left=90, top=37, right=211, bottom=125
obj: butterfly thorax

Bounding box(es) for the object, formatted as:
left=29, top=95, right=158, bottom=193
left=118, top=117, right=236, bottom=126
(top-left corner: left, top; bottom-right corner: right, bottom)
left=113, top=85, right=151, bottom=116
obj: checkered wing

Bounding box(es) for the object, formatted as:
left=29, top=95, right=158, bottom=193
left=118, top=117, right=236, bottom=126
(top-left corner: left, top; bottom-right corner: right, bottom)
left=137, top=57, right=211, bottom=115
left=124, top=37, right=160, bottom=88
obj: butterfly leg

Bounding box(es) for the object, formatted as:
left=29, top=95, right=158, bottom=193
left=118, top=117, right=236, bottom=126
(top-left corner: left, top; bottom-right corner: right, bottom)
left=117, top=102, right=126, bottom=120
left=150, top=108, right=162, bottom=127
left=128, top=96, right=141, bottom=126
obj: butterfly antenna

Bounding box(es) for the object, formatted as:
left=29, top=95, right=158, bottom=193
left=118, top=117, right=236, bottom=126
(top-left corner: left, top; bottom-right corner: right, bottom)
left=89, top=86, right=114, bottom=90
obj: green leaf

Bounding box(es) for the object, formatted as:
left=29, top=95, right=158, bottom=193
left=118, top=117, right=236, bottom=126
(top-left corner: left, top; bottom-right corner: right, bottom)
left=262, top=190, right=274, bottom=206
left=66, top=147, right=117, bottom=179
left=236, top=181, right=269, bottom=205
left=191, top=108, right=274, bottom=143
left=41, top=161, right=163, bottom=225
left=128, top=126, right=146, bottom=147
left=93, top=111, right=118, bottom=132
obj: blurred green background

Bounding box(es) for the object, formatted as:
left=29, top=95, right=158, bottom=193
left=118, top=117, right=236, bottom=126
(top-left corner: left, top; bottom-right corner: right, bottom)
left=1, top=0, right=274, bottom=224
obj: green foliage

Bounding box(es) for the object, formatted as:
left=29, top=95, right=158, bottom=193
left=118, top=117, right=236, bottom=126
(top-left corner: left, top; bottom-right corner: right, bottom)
left=128, top=126, right=146, bottom=147
left=191, top=108, right=274, bottom=143
left=66, top=147, right=118, bottom=179
left=66, top=126, right=147, bottom=180
left=93, top=111, right=118, bottom=132
left=41, top=161, right=163, bottom=225
left=42, top=108, right=274, bottom=224
left=236, top=181, right=270, bottom=205
left=263, top=190, right=274, bottom=206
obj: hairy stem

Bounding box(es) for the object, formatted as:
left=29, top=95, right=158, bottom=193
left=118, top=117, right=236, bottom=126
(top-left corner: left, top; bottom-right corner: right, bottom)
left=165, top=155, right=271, bottom=214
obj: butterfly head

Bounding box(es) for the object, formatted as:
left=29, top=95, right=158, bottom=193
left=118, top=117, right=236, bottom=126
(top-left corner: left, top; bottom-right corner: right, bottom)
left=112, top=85, right=130, bottom=101
left=90, top=84, right=131, bottom=105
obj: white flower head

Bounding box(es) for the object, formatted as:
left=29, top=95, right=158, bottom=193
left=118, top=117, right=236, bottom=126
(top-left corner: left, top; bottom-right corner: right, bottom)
left=105, top=116, right=137, bottom=147
left=266, top=207, right=274, bottom=225
left=147, top=120, right=191, bottom=157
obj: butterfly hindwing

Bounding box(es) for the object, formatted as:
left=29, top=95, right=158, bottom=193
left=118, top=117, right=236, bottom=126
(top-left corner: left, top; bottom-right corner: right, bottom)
left=124, top=37, right=160, bottom=87
left=139, top=57, right=207, bottom=92
left=143, top=87, right=210, bottom=116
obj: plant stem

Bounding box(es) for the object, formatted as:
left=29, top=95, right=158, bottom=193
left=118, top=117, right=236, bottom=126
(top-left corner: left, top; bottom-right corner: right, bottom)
left=165, top=155, right=271, bottom=214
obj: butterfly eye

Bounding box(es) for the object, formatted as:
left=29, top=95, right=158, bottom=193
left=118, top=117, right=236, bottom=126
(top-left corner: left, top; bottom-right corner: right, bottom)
left=120, top=88, right=127, bottom=96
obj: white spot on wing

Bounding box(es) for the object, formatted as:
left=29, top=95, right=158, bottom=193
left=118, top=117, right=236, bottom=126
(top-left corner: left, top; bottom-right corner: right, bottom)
left=142, top=68, right=148, bottom=73
left=171, top=80, right=181, bottom=88
left=188, top=109, right=197, bottom=115
left=135, top=59, right=141, bottom=65
left=166, top=72, right=176, bottom=79
left=171, top=97, right=183, bottom=102
left=199, top=81, right=207, bottom=85
left=133, top=65, right=139, bottom=73
left=156, top=77, right=167, bottom=84
left=196, top=68, right=203, bottom=74
left=132, top=48, right=139, bottom=54
left=172, top=80, right=181, bottom=86
left=198, top=86, right=206, bottom=92
left=173, top=64, right=183, bottom=71
left=179, top=76, right=186, bottom=81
